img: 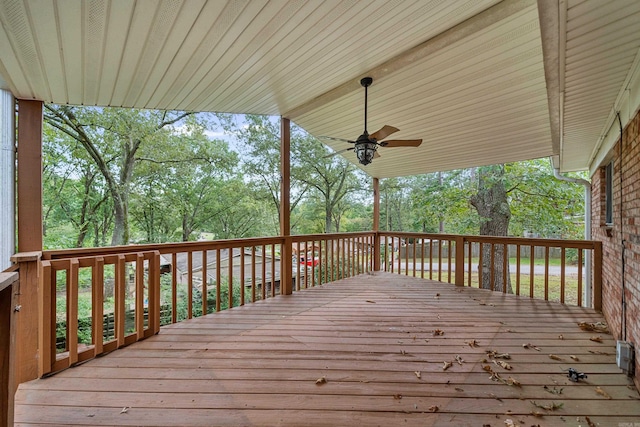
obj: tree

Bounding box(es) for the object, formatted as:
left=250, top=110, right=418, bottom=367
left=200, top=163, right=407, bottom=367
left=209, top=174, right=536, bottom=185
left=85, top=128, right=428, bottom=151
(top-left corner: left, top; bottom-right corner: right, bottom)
left=44, top=105, right=193, bottom=245
left=294, top=135, right=363, bottom=233
left=470, top=164, right=512, bottom=292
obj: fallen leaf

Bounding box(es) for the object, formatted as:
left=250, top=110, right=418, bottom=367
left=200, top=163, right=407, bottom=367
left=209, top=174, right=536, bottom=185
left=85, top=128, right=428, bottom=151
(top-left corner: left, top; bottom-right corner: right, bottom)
left=455, top=355, right=464, bottom=365
left=120, top=407, right=130, bottom=414
left=487, top=350, right=511, bottom=359
left=393, top=394, right=402, bottom=400
left=443, top=361, right=453, bottom=371
left=570, top=355, right=580, bottom=361
left=530, top=411, right=544, bottom=418
left=428, top=405, right=439, bottom=412
left=87, top=414, right=95, bottom=418
left=494, top=360, right=512, bottom=370
left=595, top=386, right=612, bottom=399
left=585, top=416, right=596, bottom=427
left=365, top=300, right=376, bottom=303
left=530, top=401, right=563, bottom=411
left=315, top=376, right=327, bottom=385
left=506, top=376, right=521, bottom=387
left=523, top=343, right=541, bottom=351
left=455, top=387, right=464, bottom=392
left=506, top=329, right=516, bottom=333
left=504, top=419, right=516, bottom=427
left=589, top=336, right=603, bottom=343
left=543, top=385, right=563, bottom=395
left=488, top=392, right=503, bottom=402
left=558, top=334, right=564, bottom=339
left=482, top=364, right=494, bottom=373
left=400, top=349, right=407, bottom=355
left=548, top=354, right=562, bottom=361
left=466, top=339, right=480, bottom=347
left=578, top=321, right=609, bottom=334
left=433, top=329, right=444, bottom=336
left=588, top=350, right=611, bottom=355
left=414, top=371, right=421, bottom=379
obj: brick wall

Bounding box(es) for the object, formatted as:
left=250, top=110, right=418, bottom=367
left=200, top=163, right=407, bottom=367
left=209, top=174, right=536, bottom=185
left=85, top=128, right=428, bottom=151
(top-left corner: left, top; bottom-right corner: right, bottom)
left=591, top=108, right=640, bottom=388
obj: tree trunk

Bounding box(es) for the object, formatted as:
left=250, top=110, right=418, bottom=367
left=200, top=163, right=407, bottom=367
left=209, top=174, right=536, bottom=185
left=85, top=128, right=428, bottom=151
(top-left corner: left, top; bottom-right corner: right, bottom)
left=470, top=165, right=512, bottom=293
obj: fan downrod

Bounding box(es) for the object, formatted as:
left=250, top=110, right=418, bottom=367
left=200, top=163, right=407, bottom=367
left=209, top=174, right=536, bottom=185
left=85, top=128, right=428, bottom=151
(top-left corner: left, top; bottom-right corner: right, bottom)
left=360, top=77, right=373, bottom=87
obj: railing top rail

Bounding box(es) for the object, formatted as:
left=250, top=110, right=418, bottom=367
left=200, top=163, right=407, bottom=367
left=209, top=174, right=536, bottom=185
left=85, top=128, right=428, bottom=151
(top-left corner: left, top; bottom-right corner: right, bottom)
left=289, top=231, right=375, bottom=241
left=42, top=236, right=287, bottom=260
left=0, top=271, right=18, bottom=293
left=378, top=231, right=597, bottom=249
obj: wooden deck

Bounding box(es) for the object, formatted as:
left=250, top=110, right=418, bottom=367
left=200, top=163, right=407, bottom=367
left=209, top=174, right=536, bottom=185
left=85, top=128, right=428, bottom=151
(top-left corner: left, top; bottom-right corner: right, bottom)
left=14, top=272, right=640, bottom=426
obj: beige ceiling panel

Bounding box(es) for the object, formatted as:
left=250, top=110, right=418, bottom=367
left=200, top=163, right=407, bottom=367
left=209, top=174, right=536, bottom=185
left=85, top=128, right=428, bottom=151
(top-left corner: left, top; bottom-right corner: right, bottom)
left=56, top=0, right=83, bottom=105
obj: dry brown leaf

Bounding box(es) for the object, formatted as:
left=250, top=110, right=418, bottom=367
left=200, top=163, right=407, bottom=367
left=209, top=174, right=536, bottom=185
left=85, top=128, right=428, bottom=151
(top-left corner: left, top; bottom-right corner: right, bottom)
left=120, top=407, right=130, bottom=414
left=494, top=360, right=512, bottom=370
left=315, top=376, right=327, bottom=385
left=455, top=355, right=464, bottom=365
left=393, top=394, right=402, bottom=400
left=428, top=405, right=439, bottom=412
left=466, top=339, right=480, bottom=347
left=455, top=387, right=464, bottom=392
left=590, top=336, right=603, bottom=343
left=482, top=364, right=494, bottom=373
left=543, top=385, right=563, bottom=395
left=504, top=419, right=516, bottom=427
left=506, top=329, right=516, bottom=333
left=578, top=321, right=610, bottom=334
left=588, top=349, right=611, bottom=355
left=365, top=300, right=376, bottom=303
left=558, top=334, right=564, bottom=340
left=585, top=416, right=596, bottom=427
left=595, top=386, right=612, bottom=399
left=443, top=361, right=453, bottom=371
left=506, top=376, right=521, bottom=387
left=530, top=411, right=544, bottom=418
left=548, top=354, right=562, bottom=361
left=414, top=371, right=421, bottom=379
left=487, top=350, right=511, bottom=359
left=523, top=343, right=541, bottom=351
left=433, top=329, right=444, bottom=336
left=570, top=355, right=580, bottom=361
left=530, top=401, right=563, bottom=411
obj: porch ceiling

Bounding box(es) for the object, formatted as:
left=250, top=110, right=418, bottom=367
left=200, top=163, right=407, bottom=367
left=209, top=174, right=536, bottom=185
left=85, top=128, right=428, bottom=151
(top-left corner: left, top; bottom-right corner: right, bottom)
left=0, top=0, right=639, bottom=177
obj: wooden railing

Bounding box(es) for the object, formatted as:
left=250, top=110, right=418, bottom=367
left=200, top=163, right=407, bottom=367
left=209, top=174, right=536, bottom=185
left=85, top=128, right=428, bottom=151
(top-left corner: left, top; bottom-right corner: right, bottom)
left=379, top=232, right=602, bottom=309
left=6, top=231, right=601, bottom=381
left=36, top=233, right=374, bottom=376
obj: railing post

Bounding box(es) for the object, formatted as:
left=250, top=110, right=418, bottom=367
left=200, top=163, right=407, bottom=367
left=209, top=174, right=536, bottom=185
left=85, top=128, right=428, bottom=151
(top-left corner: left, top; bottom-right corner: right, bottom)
left=1, top=271, right=19, bottom=427
left=592, top=242, right=602, bottom=311
left=9, top=252, right=42, bottom=384
left=455, top=236, right=465, bottom=286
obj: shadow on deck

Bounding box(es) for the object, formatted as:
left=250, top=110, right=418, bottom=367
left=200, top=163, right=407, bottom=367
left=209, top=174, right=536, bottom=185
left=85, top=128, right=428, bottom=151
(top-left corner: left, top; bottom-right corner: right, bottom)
left=14, top=272, right=640, bottom=426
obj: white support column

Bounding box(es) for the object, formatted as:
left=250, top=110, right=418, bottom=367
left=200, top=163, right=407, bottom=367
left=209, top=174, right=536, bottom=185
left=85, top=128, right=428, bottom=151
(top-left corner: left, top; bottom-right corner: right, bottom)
left=0, top=90, right=15, bottom=271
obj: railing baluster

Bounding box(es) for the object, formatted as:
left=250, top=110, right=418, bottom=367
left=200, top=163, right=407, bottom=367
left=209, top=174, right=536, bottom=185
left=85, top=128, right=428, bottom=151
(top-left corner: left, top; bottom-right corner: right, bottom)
left=216, top=248, right=221, bottom=310
left=229, top=246, right=234, bottom=308
left=261, top=244, right=267, bottom=299
left=502, top=244, right=507, bottom=293
left=115, top=254, right=126, bottom=348
left=135, top=253, right=144, bottom=340
left=92, top=257, right=104, bottom=356
left=202, top=250, right=208, bottom=315
left=577, top=249, right=583, bottom=306
left=438, top=240, right=442, bottom=282
left=68, top=259, right=79, bottom=365
left=187, top=252, right=193, bottom=319
left=529, top=245, right=535, bottom=298
left=429, top=239, right=433, bottom=280
left=171, top=253, right=177, bottom=324
left=240, top=246, right=245, bottom=305
left=544, top=247, right=550, bottom=301
left=251, top=246, right=256, bottom=303
left=560, top=247, right=566, bottom=304
left=271, top=243, right=276, bottom=294
left=478, top=243, right=483, bottom=289
left=467, top=242, right=472, bottom=287
left=515, top=245, right=521, bottom=296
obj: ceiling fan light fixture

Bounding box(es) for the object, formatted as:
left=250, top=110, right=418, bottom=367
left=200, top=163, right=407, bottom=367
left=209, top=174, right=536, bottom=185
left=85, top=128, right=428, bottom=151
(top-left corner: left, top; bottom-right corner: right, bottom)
left=356, top=142, right=377, bottom=165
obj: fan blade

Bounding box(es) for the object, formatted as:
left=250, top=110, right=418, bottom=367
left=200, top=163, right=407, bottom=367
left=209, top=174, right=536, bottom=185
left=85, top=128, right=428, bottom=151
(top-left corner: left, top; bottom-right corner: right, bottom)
left=323, top=147, right=354, bottom=158
left=318, top=135, right=356, bottom=143
left=369, top=125, right=399, bottom=141
left=379, top=139, right=422, bottom=148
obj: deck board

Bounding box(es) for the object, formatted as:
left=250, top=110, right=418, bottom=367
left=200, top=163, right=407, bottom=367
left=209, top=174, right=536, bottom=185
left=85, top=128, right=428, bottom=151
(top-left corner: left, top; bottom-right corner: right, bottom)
left=14, top=273, right=640, bottom=426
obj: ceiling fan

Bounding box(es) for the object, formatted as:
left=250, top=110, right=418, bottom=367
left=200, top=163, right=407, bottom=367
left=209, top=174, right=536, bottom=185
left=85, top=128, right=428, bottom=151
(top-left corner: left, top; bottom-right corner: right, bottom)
left=321, top=77, right=422, bottom=165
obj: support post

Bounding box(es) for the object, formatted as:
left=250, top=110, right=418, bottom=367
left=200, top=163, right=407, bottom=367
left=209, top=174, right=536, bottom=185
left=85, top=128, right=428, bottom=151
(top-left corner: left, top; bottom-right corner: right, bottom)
left=592, top=241, right=602, bottom=311
left=1, top=272, right=18, bottom=427
left=373, top=178, right=381, bottom=271
left=9, top=252, right=41, bottom=386
left=17, top=100, right=43, bottom=252
left=280, top=117, right=292, bottom=295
